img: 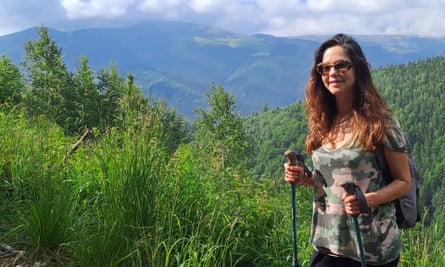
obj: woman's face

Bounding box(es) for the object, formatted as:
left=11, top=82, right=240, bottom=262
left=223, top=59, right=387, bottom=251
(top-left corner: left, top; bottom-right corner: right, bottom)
left=318, top=45, right=355, bottom=97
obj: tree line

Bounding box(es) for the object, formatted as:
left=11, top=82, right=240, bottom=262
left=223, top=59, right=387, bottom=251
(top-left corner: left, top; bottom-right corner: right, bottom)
left=0, top=27, right=183, bottom=140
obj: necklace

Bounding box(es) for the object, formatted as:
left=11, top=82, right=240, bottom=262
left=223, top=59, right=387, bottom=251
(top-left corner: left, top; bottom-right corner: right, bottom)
left=334, top=113, right=352, bottom=126
left=327, top=113, right=353, bottom=146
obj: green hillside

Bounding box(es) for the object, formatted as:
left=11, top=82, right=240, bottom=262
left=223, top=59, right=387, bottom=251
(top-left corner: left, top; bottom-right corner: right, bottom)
left=373, top=57, right=445, bottom=221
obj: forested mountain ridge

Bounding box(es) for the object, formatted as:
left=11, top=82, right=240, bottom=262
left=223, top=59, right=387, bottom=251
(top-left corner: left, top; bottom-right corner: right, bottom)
left=373, top=57, right=445, bottom=220
left=2, top=20, right=445, bottom=118
left=244, top=56, right=445, bottom=222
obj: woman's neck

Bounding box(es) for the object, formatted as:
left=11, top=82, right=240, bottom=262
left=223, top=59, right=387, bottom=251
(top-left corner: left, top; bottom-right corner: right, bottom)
left=335, top=95, right=353, bottom=119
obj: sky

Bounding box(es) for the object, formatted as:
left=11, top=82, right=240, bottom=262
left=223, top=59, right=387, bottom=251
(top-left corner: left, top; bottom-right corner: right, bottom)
left=1, top=0, right=445, bottom=37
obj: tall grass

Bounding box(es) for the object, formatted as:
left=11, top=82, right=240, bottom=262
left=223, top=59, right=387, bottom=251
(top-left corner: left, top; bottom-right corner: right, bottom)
left=400, top=207, right=445, bottom=267
left=68, top=104, right=174, bottom=266
left=0, top=109, right=444, bottom=266
left=0, top=112, right=76, bottom=254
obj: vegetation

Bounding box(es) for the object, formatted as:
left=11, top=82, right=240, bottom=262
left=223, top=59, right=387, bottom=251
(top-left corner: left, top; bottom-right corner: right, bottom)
left=0, top=27, right=444, bottom=266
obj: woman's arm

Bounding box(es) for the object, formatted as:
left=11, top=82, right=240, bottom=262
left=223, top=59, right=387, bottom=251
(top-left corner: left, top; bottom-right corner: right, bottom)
left=365, top=147, right=411, bottom=207
left=343, top=147, right=411, bottom=214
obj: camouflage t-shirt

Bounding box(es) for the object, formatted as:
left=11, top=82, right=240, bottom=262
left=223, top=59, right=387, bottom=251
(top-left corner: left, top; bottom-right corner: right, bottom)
left=310, top=117, right=406, bottom=264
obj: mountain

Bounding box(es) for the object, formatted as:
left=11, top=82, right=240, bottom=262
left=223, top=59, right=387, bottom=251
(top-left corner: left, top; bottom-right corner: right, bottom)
left=1, top=20, right=445, bottom=118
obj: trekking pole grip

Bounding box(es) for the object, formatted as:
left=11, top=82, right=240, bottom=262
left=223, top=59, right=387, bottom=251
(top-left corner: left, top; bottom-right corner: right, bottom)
left=284, top=150, right=298, bottom=166
left=284, top=150, right=312, bottom=177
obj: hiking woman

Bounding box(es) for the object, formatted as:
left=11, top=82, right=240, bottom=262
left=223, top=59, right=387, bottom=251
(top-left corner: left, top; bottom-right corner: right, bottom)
left=284, top=33, right=411, bottom=267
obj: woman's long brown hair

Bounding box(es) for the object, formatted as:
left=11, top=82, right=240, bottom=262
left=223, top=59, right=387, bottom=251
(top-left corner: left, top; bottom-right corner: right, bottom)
left=304, top=33, right=392, bottom=153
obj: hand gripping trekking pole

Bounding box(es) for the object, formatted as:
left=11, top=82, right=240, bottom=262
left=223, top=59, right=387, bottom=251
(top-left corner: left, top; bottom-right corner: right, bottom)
left=341, top=182, right=369, bottom=267
left=284, top=150, right=312, bottom=267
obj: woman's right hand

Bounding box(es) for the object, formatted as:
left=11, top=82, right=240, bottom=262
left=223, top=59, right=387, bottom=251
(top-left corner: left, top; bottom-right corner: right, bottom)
left=284, top=163, right=305, bottom=184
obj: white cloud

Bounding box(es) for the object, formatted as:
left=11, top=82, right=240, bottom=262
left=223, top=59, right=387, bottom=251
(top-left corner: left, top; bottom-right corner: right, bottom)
left=257, top=0, right=309, bottom=15
left=61, top=0, right=135, bottom=18
left=138, top=0, right=183, bottom=11
left=306, top=0, right=408, bottom=14
left=254, top=0, right=445, bottom=37
left=1, top=0, right=445, bottom=37
left=188, top=0, right=224, bottom=13
left=188, top=1, right=264, bottom=33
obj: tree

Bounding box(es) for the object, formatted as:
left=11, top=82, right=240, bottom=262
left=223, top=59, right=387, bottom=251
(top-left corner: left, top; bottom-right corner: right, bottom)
left=71, top=56, right=100, bottom=131
left=0, top=55, right=24, bottom=107
left=195, top=84, right=249, bottom=170
left=21, top=27, right=73, bottom=131
left=96, top=62, right=126, bottom=129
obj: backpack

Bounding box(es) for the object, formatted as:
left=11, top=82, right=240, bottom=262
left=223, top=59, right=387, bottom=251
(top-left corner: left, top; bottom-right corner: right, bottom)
left=376, top=133, right=421, bottom=229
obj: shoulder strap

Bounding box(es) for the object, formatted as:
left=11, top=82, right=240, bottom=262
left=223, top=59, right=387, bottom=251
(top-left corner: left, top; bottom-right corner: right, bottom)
left=375, top=144, right=392, bottom=184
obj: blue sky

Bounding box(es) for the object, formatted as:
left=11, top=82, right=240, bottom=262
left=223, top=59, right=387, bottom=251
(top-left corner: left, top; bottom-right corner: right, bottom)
left=1, top=0, right=445, bottom=37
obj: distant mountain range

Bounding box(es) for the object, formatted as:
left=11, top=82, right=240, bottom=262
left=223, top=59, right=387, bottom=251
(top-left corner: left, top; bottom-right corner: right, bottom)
left=1, top=20, right=445, bottom=118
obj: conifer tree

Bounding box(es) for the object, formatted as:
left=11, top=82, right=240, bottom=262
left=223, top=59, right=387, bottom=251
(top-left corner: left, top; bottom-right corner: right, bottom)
left=96, top=62, right=126, bottom=129
left=195, top=84, right=249, bottom=171
left=71, top=56, right=100, bottom=131
left=0, top=55, right=24, bottom=107
left=21, top=27, right=73, bottom=132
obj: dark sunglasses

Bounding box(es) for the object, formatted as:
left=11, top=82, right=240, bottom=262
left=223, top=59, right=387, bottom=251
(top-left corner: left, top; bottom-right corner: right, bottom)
left=316, top=60, right=352, bottom=75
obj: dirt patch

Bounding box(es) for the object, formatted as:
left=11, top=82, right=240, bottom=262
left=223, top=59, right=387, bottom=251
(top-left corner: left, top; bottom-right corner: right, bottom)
left=0, top=244, right=45, bottom=267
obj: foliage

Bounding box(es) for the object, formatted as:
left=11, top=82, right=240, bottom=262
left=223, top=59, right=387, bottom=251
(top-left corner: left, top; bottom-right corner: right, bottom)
left=0, top=110, right=77, bottom=259
left=399, top=207, right=445, bottom=267
left=0, top=55, right=24, bottom=107
left=194, top=83, right=250, bottom=171
left=19, top=27, right=186, bottom=136
left=0, top=93, right=305, bottom=267
left=70, top=56, right=101, bottom=131
left=244, top=103, right=308, bottom=180
left=22, top=27, right=73, bottom=131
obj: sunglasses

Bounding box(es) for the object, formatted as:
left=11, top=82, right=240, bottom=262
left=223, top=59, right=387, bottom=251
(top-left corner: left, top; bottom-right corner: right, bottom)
left=316, top=60, right=352, bottom=76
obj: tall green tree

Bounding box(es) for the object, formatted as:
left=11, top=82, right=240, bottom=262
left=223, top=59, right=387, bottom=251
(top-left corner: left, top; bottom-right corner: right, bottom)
left=117, top=74, right=149, bottom=126
left=195, top=84, right=249, bottom=171
left=0, top=55, right=24, bottom=107
left=116, top=74, right=187, bottom=152
left=21, top=27, right=73, bottom=131
left=96, top=62, right=126, bottom=129
left=71, top=56, right=100, bottom=132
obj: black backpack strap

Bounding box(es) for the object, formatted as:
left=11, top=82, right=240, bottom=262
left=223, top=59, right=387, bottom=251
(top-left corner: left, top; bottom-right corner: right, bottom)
left=375, top=143, right=392, bottom=185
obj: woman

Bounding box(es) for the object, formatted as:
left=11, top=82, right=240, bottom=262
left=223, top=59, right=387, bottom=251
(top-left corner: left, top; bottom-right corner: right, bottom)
left=284, top=33, right=411, bottom=266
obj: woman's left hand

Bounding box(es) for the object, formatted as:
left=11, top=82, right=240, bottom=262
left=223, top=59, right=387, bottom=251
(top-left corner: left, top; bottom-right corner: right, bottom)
left=341, top=193, right=361, bottom=216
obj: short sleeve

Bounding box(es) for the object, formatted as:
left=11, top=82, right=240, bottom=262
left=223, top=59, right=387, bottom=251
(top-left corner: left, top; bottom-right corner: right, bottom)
left=381, top=116, right=407, bottom=152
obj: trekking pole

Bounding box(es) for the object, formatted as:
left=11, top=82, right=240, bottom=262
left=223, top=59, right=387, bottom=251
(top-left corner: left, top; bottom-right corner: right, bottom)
left=284, top=150, right=312, bottom=267
left=341, top=182, right=368, bottom=267
left=290, top=181, right=299, bottom=267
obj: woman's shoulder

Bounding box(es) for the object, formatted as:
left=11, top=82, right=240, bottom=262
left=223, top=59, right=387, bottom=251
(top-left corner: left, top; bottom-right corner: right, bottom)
left=381, top=116, right=406, bottom=152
